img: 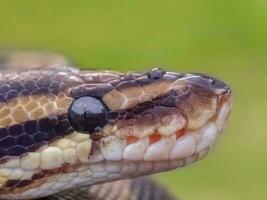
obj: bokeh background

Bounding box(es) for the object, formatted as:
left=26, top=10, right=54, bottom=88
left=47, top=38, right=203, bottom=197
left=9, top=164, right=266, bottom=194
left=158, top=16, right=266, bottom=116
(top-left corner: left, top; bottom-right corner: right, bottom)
left=0, top=1, right=266, bottom=199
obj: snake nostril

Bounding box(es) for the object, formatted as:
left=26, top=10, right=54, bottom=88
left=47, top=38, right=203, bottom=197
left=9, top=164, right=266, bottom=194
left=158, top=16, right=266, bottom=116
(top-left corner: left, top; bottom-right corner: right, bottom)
left=208, top=78, right=216, bottom=85
left=147, top=68, right=166, bottom=80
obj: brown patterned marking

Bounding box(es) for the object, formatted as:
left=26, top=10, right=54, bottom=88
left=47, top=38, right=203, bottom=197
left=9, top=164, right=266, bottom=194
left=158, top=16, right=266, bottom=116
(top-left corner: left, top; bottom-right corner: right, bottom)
left=0, top=117, right=13, bottom=127
left=24, top=101, right=39, bottom=112
left=177, top=87, right=217, bottom=129
left=0, top=94, right=73, bottom=127
left=31, top=107, right=46, bottom=119
left=102, top=90, right=126, bottom=111
left=117, top=82, right=144, bottom=99
left=102, top=79, right=178, bottom=111
left=0, top=107, right=11, bottom=118
left=142, top=79, right=174, bottom=98
left=12, top=106, right=28, bottom=123
left=115, top=105, right=187, bottom=138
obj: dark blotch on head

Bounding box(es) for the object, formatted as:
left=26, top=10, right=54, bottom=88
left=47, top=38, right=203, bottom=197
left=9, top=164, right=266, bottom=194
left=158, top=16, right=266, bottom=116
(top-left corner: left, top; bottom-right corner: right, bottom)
left=147, top=68, right=166, bottom=80
left=68, top=96, right=109, bottom=133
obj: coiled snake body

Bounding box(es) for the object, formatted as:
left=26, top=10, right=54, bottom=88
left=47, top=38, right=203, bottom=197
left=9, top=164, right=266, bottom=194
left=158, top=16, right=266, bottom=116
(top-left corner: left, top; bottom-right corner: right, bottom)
left=0, top=52, right=232, bottom=200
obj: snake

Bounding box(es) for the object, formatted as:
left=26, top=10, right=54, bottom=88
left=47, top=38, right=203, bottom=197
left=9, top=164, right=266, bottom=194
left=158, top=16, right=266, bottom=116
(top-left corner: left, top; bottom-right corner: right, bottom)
left=0, top=51, right=232, bottom=200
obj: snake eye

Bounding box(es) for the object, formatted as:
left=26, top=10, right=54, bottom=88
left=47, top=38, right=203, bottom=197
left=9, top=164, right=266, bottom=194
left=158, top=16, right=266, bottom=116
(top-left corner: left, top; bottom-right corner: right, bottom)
left=68, top=96, right=108, bottom=133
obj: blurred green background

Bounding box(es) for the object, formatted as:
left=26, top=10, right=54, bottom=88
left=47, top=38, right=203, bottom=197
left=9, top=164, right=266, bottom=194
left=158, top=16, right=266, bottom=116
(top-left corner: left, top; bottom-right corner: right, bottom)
left=0, top=1, right=266, bottom=199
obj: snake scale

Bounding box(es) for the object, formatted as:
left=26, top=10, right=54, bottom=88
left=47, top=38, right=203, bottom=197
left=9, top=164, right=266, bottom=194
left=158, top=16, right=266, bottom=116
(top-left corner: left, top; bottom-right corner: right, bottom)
left=0, top=51, right=232, bottom=200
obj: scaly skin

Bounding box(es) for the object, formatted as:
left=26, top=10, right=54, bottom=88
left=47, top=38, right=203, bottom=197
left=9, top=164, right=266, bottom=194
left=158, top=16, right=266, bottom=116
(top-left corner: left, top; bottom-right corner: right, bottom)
left=0, top=60, right=232, bottom=199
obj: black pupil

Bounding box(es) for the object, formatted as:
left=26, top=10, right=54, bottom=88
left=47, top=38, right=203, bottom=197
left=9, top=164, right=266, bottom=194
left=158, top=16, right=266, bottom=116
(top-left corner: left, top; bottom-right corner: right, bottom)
left=68, top=96, right=108, bottom=133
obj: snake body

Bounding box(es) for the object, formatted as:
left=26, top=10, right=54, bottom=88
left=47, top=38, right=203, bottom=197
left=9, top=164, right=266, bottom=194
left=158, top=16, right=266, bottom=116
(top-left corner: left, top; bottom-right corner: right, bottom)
left=44, top=177, right=175, bottom=200
left=0, top=52, right=232, bottom=199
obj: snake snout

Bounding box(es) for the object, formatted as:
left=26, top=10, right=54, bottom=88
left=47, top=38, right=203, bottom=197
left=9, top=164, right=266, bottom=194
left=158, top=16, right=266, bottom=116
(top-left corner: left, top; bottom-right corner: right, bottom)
left=184, top=73, right=231, bottom=96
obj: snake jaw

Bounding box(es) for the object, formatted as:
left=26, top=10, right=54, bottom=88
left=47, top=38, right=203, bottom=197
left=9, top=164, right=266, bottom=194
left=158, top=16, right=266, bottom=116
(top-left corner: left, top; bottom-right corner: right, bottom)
left=118, top=74, right=232, bottom=162
left=97, top=76, right=232, bottom=163
left=117, top=94, right=231, bottom=163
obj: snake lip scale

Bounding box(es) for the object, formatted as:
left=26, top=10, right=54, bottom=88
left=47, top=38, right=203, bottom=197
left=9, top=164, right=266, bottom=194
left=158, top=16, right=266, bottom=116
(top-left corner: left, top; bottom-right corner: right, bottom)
left=0, top=65, right=232, bottom=199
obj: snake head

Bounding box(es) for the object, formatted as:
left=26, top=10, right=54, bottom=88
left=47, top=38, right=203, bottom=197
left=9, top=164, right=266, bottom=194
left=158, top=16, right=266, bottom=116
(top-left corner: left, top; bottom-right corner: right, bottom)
left=83, top=68, right=232, bottom=162
left=0, top=67, right=232, bottom=199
